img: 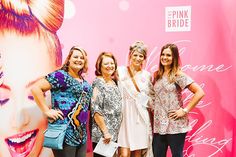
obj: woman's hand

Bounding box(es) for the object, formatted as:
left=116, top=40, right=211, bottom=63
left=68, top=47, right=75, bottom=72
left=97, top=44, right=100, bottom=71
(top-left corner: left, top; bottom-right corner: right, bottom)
left=44, top=109, right=64, bottom=122
left=168, top=108, right=187, bottom=120
left=103, top=131, right=112, bottom=144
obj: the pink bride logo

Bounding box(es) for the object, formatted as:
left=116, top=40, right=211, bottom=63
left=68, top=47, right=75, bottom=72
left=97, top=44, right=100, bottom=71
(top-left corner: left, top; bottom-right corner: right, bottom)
left=165, top=6, right=192, bottom=32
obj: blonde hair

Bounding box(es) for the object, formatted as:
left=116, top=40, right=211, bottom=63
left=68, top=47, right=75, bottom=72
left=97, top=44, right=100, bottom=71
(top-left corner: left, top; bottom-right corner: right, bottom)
left=129, top=41, right=148, bottom=60
left=0, top=0, right=64, bottom=67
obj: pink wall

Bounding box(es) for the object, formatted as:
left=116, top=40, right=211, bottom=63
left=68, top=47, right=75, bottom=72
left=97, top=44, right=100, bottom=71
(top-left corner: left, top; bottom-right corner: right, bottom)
left=59, top=0, right=235, bottom=156
left=0, top=0, right=235, bottom=156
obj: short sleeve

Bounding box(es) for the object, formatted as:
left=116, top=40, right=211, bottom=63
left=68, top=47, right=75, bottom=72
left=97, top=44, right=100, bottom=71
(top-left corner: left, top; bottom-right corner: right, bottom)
left=117, top=66, right=128, bottom=81
left=143, top=70, right=152, bottom=82
left=142, top=70, right=155, bottom=109
left=175, top=73, right=194, bottom=90
left=45, top=70, right=65, bottom=90
left=91, top=79, right=105, bottom=117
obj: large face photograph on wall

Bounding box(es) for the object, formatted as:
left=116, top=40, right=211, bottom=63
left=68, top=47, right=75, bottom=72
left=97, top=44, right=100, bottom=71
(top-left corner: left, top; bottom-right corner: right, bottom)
left=0, top=0, right=64, bottom=156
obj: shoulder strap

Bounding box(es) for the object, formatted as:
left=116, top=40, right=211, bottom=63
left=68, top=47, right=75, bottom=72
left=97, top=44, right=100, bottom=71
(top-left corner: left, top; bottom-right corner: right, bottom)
left=127, top=66, right=141, bottom=92
left=67, top=90, right=85, bottom=125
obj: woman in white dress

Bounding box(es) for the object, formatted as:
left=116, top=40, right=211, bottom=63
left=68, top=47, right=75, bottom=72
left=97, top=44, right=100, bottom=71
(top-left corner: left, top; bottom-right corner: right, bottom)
left=117, top=41, right=154, bottom=157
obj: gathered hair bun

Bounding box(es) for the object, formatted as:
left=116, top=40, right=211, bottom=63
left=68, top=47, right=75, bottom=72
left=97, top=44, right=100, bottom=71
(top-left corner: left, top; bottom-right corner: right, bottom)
left=129, top=41, right=148, bottom=59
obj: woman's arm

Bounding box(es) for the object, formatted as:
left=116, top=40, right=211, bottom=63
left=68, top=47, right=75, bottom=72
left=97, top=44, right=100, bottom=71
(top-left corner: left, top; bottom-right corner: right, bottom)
left=169, top=82, right=205, bottom=120
left=147, top=73, right=155, bottom=110
left=184, top=82, right=205, bottom=112
left=94, top=113, right=111, bottom=143
left=91, top=87, right=111, bottom=143
left=31, top=78, right=63, bottom=121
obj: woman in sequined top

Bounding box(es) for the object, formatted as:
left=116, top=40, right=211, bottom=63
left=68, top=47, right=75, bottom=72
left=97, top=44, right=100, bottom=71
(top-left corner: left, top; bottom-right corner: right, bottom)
left=152, top=43, right=205, bottom=157
left=31, top=46, right=92, bottom=157
left=91, top=52, right=122, bottom=157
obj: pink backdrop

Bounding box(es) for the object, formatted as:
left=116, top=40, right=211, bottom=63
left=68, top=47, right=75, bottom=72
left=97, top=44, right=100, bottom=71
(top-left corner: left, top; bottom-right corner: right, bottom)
left=59, top=0, right=235, bottom=156
left=0, top=0, right=235, bottom=157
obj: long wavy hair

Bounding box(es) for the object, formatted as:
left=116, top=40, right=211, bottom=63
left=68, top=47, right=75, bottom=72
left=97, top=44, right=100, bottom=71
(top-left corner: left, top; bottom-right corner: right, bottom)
left=95, top=52, right=118, bottom=84
left=153, top=43, right=181, bottom=84
left=61, top=46, right=88, bottom=75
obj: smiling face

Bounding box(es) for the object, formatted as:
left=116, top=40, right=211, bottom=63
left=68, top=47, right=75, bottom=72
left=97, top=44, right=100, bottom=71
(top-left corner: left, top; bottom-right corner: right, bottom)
left=0, top=32, right=56, bottom=157
left=129, top=51, right=145, bottom=68
left=68, top=50, right=86, bottom=73
left=101, top=56, right=115, bottom=77
left=160, top=48, right=173, bottom=68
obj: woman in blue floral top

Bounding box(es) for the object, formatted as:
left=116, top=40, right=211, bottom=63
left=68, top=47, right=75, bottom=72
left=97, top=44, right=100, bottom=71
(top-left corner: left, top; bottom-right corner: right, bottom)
left=31, top=46, right=92, bottom=157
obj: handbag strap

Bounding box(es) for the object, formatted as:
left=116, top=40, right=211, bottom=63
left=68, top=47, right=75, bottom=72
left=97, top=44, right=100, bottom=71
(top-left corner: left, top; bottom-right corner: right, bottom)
left=66, top=91, right=85, bottom=125
left=128, top=67, right=153, bottom=128
left=127, top=66, right=141, bottom=92
left=55, top=91, right=84, bottom=126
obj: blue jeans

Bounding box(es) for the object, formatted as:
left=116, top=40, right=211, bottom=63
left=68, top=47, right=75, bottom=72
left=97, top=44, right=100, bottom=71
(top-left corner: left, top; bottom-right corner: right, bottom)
left=152, top=133, right=187, bottom=157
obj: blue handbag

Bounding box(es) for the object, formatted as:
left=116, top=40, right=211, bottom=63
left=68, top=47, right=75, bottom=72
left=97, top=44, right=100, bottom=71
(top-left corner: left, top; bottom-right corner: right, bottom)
left=43, top=123, right=68, bottom=150
left=43, top=102, right=80, bottom=150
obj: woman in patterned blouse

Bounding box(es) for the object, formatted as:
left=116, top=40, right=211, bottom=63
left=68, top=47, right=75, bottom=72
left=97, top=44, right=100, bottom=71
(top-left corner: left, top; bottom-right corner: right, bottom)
left=91, top=52, right=122, bottom=157
left=31, top=46, right=93, bottom=157
left=152, top=43, right=205, bottom=157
